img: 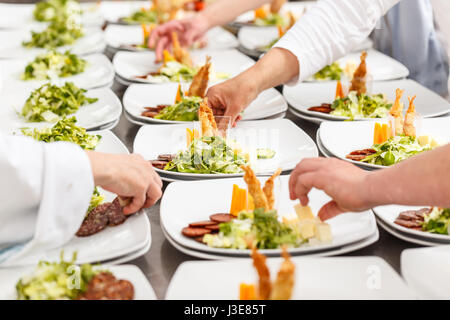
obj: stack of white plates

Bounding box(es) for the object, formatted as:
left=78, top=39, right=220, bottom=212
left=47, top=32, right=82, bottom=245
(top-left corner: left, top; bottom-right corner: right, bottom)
left=374, top=206, right=450, bottom=246
left=160, top=176, right=379, bottom=260
left=166, top=256, right=415, bottom=299
left=3, top=130, right=151, bottom=267
left=113, top=48, right=254, bottom=86
left=105, top=25, right=238, bottom=55
left=316, top=117, right=450, bottom=170
left=123, top=83, right=288, bottom=125
left=285, top=78, right=450, bottom=124
left=133, top=119, right=318, bottom=182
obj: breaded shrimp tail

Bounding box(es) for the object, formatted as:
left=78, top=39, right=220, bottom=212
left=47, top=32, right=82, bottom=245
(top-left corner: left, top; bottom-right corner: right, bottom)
left=269, top=247, right=295, bottom=300
left=270, top=0, right=287, bottom=14
left=403, top=95, right=417, bottom=137
left=198, top=98, right=218, bottom=137
left=241, top=165, right=269, bottom=211
left=262, top=168, right=282, bottom=210
left=251, top=247, right=272, bottom=300
left=390, top=88, right=405, bottom=136
left=171, top=31, right=193, bottom=67
left=188, top=56, right=211, bottom=98
left=349, top=51, right=368, bottom=95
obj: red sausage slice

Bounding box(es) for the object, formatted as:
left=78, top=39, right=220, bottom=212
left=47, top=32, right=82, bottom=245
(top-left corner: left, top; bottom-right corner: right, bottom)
left=209, top=213, right=234, bottom=223
left=182, top=227, right=212, bottom=238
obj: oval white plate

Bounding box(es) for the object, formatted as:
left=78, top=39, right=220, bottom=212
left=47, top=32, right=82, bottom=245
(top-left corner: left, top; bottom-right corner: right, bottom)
left=0, top=264, right=156, bottom=300
left=113, top=48, right=254, bottom=85
left=106, top=25, right=238, bottom=52
left=284, top=79, right=450, bottom=120
left=0, top=26, right=105, bottom=59
left=160, top=175, right=377, bottom=256
left=133, top=119, right=318, bottom=179
left=0, top=86, right=122, bottom=132
left=318, top=117, right=450, bottom=170
left=123, top=83, right=287, bottom=124
left=166, top=256, right=414, bottom=300
left=0, top=53, right=114, bottom=90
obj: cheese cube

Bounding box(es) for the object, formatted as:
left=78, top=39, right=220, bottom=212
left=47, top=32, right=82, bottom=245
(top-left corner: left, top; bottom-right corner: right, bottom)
left=298, top=219, right=317, bottom=239
left=418, top=135, right=430, bottom=147
left=315, top=223, right=332, bottom=242
left=294, top=204, right=315, bottom=221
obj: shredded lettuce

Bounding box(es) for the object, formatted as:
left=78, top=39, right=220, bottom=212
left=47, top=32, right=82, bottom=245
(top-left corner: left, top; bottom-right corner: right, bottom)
left=20, top=82, right=98, bottom=122
left=422, top=208, right=450, bottom=235
left=314, top=62, right=343, bottom=81
left=22, top=50, right=87, bottom=80
left=155, top=95, right=202, bottom=121
left=164, top=136, right=248, bottom=174
left=121, top=9, right=158, bottom=24
left=330, top=91, right=392, bottom=119
left=33, top=0, right=82, bottom=22
left=254, top=13, right=287, bottom=26
left=361, top=135, right=433, bottom=166
left=16, top=252, right=104, bottom=300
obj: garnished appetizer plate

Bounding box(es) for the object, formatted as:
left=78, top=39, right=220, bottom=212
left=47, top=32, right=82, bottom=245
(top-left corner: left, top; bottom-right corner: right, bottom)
left=160, top=174, right=377, bottom=256
left=0, top=53, right=114, bottom=90
left=166, top=256, right=414, bottom=299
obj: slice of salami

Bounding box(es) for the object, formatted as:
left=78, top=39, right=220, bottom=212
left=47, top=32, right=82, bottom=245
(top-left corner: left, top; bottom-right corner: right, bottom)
left=189, top=220, right=218, bottom=228
left=106, top=197, right=128, bottom=226
left=182, top=227, right=211, bottom=238
left=209, top=213, right=234, bottom=223
left=76, top=203, right=111, bottom=237
left=150, top=160, right=168, bottom=169
left=205, top=224, right=220, bottom=232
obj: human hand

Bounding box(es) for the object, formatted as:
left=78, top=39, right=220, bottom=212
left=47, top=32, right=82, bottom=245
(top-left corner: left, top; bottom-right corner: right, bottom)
left=149, top=14, right=209, bottom=62
left=289, top=158, right=374, bottom=221
left=87, top=152, right=163, bottom=215
left=206, top=77, right=259, bottom=126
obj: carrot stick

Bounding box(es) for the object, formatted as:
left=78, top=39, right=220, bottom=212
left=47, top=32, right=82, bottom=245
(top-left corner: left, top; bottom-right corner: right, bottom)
left=335, top=81, right=344, bottom=99
left=175, top=84, right=182, bottom=103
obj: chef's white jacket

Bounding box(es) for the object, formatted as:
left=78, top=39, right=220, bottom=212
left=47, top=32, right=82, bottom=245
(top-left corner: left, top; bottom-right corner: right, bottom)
left=274, top=0, right=401, bottom=83
left=0, top=134, right=93, bottom=265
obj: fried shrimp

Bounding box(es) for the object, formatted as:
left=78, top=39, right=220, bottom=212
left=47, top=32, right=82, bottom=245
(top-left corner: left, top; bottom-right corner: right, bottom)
left=390, top=89, right=405, bottom=136
left=198, top=98, right=218, bottom=137
left=251, top=247, right=272, bottom=300
left=270, top=0, right=287, bottom=14
left=188, top=56, right=211, bottom=98
left=241, top=165, right=269, bottom=211
left=171, top=31, right=193, bottom=67
left=349, top=51, right=368, bottom=95
left=403, top=95, right=417, bottom=137
left=262, top=168, right=282, bottom=210
left=269, top=247, right=295, bottom=300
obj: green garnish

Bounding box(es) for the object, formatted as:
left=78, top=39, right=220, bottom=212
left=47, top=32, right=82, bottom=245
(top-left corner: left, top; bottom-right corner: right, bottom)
left=16, top=252, right=104, bottom=300
left=121, top=9, right=158, bottom=24
left=422, top=208, right=450, bottom=235
left=155, top=95, right=202, bottom=121
left=255, top=13, right=287, bottom=26
left=152, top=61, right=198, bottom=82
left=20, top=82, right=98, bottom=122
left=258, top=37, right=279, bottom=52
left=33, top=0, right=82, bottom=22
left=314, top=62, right=344, bottom=81
left=330, top=91, right=392, bottom=119
left=87, top=187, right=104, bottom=215
left=21, top=117, right=101, bottom=150
left=23, top=19, right=84, bottom=49
left=256, top=148, right=276, bottom=159
left=22, top=50, right=87, bottom=80
left=164, top=136, right=248, bottom=174
left=362, top=135, right=433, bottom=166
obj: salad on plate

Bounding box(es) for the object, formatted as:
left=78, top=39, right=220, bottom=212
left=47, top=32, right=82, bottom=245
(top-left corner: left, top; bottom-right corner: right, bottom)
left=33, top=0, right=82, bottom=23
left=394, top=207, right=450, bottom=236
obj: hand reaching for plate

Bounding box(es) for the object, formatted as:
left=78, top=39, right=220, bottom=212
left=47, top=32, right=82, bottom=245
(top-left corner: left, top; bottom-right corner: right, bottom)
left=149, top=16, right=209, bottom=62
left=86, top=152, right=163, bottom=215
left=289, top=158, right=373, bottom=221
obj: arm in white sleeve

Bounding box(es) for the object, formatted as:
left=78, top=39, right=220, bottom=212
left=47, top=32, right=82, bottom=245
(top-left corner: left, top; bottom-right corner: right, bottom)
left=0, top=135, right=94, bottom=265
left=274, top=0, right=400, bottom=83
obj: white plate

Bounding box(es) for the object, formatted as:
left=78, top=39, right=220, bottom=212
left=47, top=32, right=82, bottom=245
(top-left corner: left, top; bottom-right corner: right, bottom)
left=284, top=79, right=450, bottom=120
left=288, top=107, right=327, bottom=124
left=234, top=1, right=313, bottom=25
left=402, top=246, right=450, bottom=299
left=160, top=175, right=377, bottom=256
left=374, top=205, right=450, bottom=243
left=133, top=119, right=318, bottom=179
left=105, top=25, right=238, bottom=52
left=0, top=26, right=106, bottom=59
left=4, top=130, right=151, bottom=266
left=100, top=0, right=154, bottom=24
left=0, top=54, right=114, bottom=91
left=376, top=217, right=437, bottom=247
left=123, top=83, right=287, bottom=124
left=113, top=49, right=254, bottom=84
left=0, top=2, right=104, bottom=29
left=0, top=264, right=156, bottom=300
left=162, top=222, right=379, bottom=259
left=0, top=86, right=123, bottom=132
left=319, top=117, right=450, bottom=170
left=166, top=255, right=414, bottom=300
left=105, top=235, right=151, bottom=265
